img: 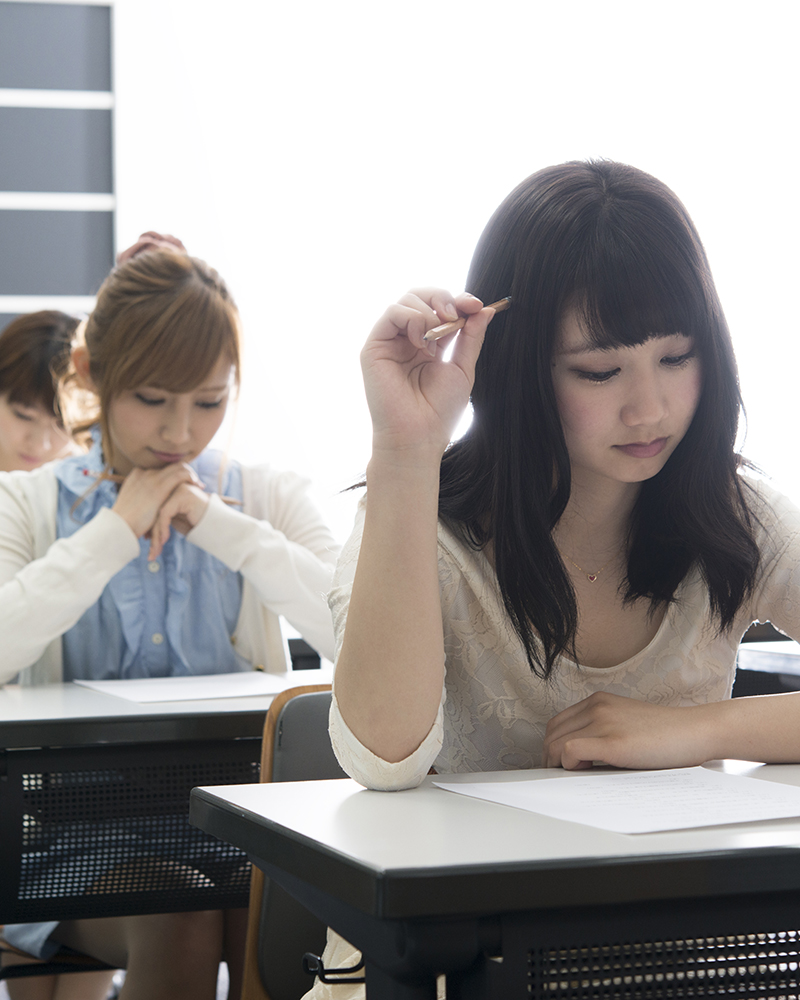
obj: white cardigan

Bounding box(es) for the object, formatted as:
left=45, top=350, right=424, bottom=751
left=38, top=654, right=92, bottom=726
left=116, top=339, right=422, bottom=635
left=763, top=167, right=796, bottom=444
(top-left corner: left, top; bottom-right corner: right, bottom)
left=0, top=461, right=339, bottom=685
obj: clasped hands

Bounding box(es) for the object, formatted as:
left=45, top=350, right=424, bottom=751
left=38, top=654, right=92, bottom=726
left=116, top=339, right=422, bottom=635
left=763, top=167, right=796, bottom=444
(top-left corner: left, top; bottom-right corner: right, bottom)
left=111, top=463, right=210, bottom=561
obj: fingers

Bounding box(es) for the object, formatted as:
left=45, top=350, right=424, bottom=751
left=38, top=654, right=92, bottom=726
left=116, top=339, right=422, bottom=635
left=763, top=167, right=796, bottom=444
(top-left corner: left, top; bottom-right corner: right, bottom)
left=113, top=463, right=200, bottom=538
left=367, top=290, right=485, bottom=357
left=543, top=694, right=708, bottom=771
left=147, top=484, right=209, bottom=561
left=147, top=516, right=169, bottom=563
left=543, top=692, right=620, bottom=769
left=547, top=739, right=607, bottom=771
left=448, top=304, right=495, bottom=379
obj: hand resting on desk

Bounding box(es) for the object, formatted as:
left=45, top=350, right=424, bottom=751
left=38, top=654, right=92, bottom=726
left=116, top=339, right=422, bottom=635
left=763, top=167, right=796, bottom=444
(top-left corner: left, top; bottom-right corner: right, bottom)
left=543, top=692, right=721, bottom=770
left=543, top=690, right=800, bottom=771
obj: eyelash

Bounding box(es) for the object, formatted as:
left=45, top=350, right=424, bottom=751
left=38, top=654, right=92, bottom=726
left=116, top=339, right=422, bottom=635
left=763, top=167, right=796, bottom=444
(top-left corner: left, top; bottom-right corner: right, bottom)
left=575, top=351, right=696, bottom=383
left=135, top=394, right=223, bottom=409
left=13, top=409, right=35, bottom=422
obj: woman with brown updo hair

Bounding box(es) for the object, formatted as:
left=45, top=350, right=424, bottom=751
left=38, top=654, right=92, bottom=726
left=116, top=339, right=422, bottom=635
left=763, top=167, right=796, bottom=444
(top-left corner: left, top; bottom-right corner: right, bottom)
left=0, top=237, right=338, bottom=1000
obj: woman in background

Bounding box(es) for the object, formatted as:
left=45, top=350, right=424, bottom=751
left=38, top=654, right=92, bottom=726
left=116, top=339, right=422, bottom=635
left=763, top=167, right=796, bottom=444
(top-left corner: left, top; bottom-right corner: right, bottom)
left=0, top=309, right=112, bottom=1000
left=1, top=241, right=338, bottom=1000
left=0, top=310, right=79, bottom=472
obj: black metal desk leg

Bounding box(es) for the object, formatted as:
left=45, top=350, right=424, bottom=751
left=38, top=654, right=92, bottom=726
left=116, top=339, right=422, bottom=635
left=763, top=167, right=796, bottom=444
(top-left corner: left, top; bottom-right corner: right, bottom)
left=364, top=960, right=437, bottom=1000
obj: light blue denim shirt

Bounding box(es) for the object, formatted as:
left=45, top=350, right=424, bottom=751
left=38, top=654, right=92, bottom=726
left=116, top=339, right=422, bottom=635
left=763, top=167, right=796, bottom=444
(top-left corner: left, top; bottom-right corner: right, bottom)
left=55, top=432, right=249, bottom=680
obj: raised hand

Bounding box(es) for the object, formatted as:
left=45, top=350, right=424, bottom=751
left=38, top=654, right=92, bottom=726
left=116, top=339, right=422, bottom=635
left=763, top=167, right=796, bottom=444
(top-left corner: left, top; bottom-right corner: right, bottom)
left=361, top=289, right=496, bottom=460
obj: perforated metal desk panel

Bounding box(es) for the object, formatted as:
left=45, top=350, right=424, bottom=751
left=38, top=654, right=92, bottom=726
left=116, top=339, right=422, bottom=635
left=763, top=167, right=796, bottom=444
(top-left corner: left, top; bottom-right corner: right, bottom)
left=0, top=679, right=290, bottom=923
left=191, top=763, right=800, bottom=999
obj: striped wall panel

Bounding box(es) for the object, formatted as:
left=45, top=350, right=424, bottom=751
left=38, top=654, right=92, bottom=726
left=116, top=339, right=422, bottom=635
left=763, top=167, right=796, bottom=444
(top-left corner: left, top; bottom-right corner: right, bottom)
left=0, top=3, right=111, bottom=91
left=0, top=0, right=114, bottom=332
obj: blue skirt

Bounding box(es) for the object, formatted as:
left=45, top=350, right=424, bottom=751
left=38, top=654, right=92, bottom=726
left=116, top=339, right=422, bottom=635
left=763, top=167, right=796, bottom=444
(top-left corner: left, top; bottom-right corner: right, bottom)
left=3, top=922, right=61, bottom=959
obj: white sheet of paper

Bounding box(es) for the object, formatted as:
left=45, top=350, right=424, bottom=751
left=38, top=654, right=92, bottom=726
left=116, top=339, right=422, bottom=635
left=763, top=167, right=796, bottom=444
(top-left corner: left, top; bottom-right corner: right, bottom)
left=434, top=767, right=800, bottom=834
left=74, top=668, right=332, bottom=703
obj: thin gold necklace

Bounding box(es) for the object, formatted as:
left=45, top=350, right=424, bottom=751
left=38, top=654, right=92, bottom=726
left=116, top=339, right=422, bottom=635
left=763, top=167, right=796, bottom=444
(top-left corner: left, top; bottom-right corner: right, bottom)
left=565, top=555, right=613, bottom=584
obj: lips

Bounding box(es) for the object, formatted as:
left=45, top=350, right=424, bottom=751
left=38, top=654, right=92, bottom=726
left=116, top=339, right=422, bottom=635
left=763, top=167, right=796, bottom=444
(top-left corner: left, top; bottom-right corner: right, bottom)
left=614, top=438, right=668, bottom=459
left=150, top=450, right=188, bottom=463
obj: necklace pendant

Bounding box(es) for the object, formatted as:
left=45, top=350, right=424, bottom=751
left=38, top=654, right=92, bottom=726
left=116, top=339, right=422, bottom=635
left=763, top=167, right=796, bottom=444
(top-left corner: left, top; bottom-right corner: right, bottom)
left=587, top=574, right=598, bottom=583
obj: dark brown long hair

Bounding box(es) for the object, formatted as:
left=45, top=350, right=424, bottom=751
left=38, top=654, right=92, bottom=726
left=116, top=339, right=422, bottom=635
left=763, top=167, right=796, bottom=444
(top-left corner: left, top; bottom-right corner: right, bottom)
left=438, top=160, right=760, bottom=678
left=0, top=310, right=79, bottom=422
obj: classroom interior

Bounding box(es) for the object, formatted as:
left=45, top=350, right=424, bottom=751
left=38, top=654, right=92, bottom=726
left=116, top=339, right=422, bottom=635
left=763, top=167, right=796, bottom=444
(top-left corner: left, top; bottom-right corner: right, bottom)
left=1, top=1, right=799, bottom=998
left=2, top=0, right=797, bottom=545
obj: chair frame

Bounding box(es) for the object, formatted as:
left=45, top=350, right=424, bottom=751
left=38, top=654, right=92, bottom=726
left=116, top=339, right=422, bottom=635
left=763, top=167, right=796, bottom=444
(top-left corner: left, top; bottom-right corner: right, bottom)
left=241, top=683, right=333, bottom=1000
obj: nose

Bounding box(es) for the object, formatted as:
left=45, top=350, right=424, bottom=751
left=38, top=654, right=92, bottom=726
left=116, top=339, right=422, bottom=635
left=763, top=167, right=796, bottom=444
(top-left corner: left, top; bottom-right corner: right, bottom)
left=161, top=402, right=192, bottom=446
left=620, top=370, right=668, bottom=428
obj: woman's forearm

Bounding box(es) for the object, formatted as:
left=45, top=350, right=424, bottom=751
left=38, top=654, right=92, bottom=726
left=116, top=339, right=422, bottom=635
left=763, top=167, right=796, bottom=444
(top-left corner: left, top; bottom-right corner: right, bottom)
left=707, top=692, right=800, bottom=763
left=334, top=449, right=446, bottom=763
left=0, top=509, right=139, bottom=682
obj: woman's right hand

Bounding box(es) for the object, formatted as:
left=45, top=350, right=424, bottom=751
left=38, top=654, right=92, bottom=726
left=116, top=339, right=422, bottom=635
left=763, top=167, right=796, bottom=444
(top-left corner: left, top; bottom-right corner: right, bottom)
left=111, top=463, right=201, bottom=544
left=333, top=290, right=494, bottom=767
left=361, top=289, right=495, bottom=460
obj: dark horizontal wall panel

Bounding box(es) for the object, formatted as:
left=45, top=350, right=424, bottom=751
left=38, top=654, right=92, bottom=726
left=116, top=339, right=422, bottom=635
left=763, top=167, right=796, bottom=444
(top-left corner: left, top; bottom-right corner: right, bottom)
left=0, top=314, right=19, bottom=333
left=0, top=211, right=112, bottom=295
left=0, top=108, right=112, bottom=193
left=0, top=3, right=111, bottom=91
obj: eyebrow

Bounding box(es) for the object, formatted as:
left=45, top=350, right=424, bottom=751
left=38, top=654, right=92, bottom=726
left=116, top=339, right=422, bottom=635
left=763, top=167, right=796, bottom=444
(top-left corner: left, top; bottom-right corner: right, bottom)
left=558, top=333, right=691, bottom=358
left=558, top=343, right=614, bottom=357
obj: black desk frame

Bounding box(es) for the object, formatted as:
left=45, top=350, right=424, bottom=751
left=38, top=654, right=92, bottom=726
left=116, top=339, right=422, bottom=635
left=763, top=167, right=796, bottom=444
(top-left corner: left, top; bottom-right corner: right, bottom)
left=1, top=705, right=267, bottom=925
left=192, top=787, right=800, bottom=1000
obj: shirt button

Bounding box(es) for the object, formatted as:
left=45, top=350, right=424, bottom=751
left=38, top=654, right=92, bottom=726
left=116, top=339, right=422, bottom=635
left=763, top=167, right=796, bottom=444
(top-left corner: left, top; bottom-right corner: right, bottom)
left=148, top=561, right=160, bottom=573
left=151, top=633, right=165, bottom=645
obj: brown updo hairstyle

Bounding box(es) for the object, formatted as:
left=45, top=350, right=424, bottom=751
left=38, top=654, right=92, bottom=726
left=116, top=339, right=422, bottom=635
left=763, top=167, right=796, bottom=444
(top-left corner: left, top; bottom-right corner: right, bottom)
left=0, top=310, right=79, bottom=423
left=74, top=248, right=242, bottom=465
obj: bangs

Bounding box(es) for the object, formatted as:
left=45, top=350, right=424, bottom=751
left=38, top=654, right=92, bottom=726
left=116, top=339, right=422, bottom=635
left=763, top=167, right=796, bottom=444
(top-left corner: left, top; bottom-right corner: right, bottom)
left=574, top=222, right=708, bottom=351
left=6, top=358, right=56, bottom=413
left=0, top=313, right=75, bottom=418
left=6, top=357, right=58, bottom=412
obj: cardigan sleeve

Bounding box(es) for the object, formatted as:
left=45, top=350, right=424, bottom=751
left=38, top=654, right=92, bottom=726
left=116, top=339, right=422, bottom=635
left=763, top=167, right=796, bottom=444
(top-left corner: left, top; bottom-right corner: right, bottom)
left=186, top=465, right=339, bottom=661
left=0, top=472, right=140, bottom=684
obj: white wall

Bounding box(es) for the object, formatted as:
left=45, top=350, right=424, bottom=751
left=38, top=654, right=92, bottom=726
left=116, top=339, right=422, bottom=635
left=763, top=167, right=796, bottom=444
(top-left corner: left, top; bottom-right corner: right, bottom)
left=112, top=0, right=800, bottom=541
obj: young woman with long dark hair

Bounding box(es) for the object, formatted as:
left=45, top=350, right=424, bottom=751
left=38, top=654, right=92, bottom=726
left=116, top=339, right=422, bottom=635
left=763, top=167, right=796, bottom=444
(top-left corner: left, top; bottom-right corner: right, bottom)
left=309, top=160, right=800, bottom=998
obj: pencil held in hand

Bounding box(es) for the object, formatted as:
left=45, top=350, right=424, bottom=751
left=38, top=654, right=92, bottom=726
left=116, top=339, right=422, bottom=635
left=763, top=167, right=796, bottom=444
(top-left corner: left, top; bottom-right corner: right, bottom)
left=423, top=296, right=512, bottom=342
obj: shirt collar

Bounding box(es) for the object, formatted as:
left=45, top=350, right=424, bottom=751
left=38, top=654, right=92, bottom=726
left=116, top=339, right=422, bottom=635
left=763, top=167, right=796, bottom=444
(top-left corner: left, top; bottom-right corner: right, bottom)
left=55, top=427, right=118, bottom=516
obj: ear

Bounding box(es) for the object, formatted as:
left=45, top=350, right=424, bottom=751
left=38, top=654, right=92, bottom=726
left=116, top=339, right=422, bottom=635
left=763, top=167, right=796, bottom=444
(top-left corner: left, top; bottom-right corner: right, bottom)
left=71, top=344, right=98, bottom=393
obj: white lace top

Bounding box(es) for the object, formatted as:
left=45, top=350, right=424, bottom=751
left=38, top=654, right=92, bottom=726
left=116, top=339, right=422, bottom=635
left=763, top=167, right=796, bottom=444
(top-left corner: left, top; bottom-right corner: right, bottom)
left=328, top=476, right=800, bottom=790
